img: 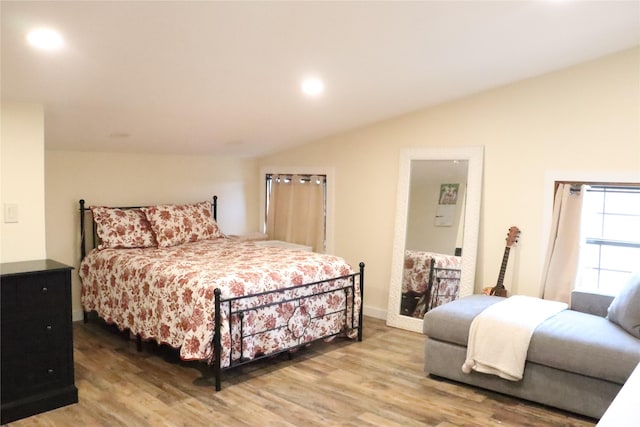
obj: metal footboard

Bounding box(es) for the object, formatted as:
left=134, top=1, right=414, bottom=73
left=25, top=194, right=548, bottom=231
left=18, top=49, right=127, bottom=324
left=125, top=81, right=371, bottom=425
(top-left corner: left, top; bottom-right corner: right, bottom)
left=212, top=262, right=365, bottom=390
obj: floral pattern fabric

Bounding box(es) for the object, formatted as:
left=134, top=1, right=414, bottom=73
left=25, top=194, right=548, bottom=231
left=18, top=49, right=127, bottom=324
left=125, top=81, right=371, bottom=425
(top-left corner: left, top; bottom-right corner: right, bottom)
left=402, top=250, right=461, bottom=317
left=79, top=239, right=360, bottom=367
left=91, top=207, right=158, bottom=250
left=428, top=267, right=462, bottom=310
left=141, top=202, right=222, bottom=247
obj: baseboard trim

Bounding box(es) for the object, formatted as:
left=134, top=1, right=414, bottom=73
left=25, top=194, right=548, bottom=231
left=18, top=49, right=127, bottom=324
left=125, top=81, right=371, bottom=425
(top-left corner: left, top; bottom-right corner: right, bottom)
left=72, top=309, right=84, bottom=322
left=363, top=305, right=386, bottom=320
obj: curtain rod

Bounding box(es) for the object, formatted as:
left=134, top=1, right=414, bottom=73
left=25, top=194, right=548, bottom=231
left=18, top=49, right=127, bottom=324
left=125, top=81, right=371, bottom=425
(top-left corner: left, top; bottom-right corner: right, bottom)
left=558, top=180, right=639, bottom=194
left=564, top=183, right=640, bottom=196
left=267, top=173, right=327, bottom=183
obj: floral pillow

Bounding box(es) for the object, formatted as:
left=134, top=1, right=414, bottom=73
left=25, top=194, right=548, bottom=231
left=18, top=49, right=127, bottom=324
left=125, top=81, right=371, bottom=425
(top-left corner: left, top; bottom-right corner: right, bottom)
left=91, top=207, right=157, bottom=250
left=141, top=201, right=222, bottom=247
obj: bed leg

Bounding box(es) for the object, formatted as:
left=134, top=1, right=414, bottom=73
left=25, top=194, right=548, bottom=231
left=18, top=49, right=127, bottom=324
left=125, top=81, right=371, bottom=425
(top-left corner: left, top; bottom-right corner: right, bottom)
left=83, top=310, right=88, bottom=324
left=358, top=262, right=365, bottom=342
left=136, top=335, right=142, bottom=352
left=214, top=288, right=222, bottom=391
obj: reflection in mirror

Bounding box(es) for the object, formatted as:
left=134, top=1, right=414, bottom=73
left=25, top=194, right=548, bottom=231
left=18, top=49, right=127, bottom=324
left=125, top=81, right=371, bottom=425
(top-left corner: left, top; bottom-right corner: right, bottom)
left=406, top=160, right=468, bottom=255
left=401, top=160, right=468, bottom=319
left=387, top=147, right=483, bottom=333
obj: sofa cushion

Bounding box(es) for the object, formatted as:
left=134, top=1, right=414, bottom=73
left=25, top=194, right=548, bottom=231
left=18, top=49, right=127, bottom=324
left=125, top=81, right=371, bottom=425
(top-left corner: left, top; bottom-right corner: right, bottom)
left=607, top=272, right=640, bottom=339
left=570, top=290, right=614, bottom=318
left=528, top=310, right=640, bottom=384
left=423, top=295, right=503, bottom=346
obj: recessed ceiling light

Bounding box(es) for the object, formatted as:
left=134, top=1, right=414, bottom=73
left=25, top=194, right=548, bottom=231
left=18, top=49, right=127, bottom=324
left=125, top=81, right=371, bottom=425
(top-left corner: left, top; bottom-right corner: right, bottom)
left=27, top=28, right=64, bottom=51
left=301, top=77, right=325, bottom=97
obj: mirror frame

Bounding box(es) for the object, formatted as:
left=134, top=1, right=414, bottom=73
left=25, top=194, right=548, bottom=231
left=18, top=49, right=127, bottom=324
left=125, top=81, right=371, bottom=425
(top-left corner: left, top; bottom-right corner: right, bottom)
left=386, top=146, right=484, bottom=332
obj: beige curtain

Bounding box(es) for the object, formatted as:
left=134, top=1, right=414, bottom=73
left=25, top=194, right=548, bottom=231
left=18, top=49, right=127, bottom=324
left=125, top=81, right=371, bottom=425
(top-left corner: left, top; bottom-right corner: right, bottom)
left=541, top=183, right=587, bottom=303
left=266, top=175, right=325, bottom=252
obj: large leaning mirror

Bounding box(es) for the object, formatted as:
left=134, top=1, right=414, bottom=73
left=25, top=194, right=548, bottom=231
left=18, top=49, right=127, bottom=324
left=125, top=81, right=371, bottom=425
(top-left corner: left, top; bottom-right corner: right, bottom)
left=386, top=146, right=484, bottom=332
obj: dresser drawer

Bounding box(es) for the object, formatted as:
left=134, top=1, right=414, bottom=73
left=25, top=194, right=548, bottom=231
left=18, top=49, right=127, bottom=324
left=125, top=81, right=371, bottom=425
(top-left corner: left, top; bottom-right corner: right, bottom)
left=2, top=315, right=70, bottom=354
left=1, top=353, right=72, bottom=401
left=1, top=272, right=68, bottom=317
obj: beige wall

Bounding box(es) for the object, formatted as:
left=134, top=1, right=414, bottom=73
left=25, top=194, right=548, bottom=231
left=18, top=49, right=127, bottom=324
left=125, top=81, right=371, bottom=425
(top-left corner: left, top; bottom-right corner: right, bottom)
left=33, top=47, right=640, bottom=322
left=45, top=150, right=259, bottom=320
left=258, top=48, right=640, bottom=319
left=1, top=102, right=47, bottom=263
left=405, top=167, right=467, bottom=255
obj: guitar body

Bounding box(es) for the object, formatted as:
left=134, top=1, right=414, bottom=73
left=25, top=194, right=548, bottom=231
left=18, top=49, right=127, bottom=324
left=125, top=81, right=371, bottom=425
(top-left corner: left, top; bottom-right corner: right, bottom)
left=484, top=226, right=521, bottom=298
left=489, top=286, right=508, bottom=297
left=482, top=286, right=508, bottom=297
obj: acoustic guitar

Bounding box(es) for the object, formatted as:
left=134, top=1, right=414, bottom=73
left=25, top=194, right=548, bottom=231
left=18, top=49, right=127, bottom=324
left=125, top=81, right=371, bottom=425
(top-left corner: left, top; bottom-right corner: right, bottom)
left=483, top=226, right=521, bottom=297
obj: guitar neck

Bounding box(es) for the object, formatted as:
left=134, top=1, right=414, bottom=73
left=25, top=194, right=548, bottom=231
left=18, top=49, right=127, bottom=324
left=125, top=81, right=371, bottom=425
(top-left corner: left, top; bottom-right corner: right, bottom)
left=496, top=246, right=511, bottom=289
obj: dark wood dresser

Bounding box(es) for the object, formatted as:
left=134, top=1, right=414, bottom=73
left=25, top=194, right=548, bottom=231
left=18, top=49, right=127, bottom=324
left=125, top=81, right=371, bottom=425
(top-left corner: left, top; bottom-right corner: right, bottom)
left=1, top=259, right=78, bottom=424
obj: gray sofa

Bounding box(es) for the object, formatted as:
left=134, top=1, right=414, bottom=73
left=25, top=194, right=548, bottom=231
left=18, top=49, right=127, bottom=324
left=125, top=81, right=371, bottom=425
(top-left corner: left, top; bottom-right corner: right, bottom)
left=423, top=291, right=640, bottom=419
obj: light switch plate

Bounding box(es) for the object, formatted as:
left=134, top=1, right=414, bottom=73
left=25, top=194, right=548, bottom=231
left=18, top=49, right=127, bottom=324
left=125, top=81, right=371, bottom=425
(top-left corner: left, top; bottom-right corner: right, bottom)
left=4, top=203, right=18, bottom=223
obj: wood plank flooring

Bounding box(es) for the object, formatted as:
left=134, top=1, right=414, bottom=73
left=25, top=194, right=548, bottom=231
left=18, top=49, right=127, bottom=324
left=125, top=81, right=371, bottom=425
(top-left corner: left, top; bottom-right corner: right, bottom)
left=6, top=317, right=596, bottom=426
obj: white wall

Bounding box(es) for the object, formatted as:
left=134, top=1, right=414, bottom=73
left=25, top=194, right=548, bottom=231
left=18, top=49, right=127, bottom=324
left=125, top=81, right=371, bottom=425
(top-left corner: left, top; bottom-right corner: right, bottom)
left=1, top=102, right=47, bottom=263
left=45, top=150, right=259, bottom=320
left=405, top=164, right=467, bottom=255
left=36, top=47, right=640, bottom=322
left=258, top=48, right=640, bottom=319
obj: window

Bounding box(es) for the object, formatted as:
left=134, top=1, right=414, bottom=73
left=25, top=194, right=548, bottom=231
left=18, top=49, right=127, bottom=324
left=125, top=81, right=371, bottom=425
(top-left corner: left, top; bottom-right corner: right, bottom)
left=579, top=185, right=640, bottom=294
left=264, top=173, right=327, bottom=253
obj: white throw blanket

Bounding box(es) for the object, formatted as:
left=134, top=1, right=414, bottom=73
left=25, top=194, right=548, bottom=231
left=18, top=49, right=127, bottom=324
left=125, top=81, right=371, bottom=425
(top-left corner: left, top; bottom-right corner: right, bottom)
left=462, top=295, right=567, bottom=381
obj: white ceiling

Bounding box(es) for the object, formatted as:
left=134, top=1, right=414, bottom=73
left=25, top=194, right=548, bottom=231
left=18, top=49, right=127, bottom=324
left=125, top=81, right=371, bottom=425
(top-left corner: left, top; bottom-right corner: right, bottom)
left=2, top=1, right=639, bottom=157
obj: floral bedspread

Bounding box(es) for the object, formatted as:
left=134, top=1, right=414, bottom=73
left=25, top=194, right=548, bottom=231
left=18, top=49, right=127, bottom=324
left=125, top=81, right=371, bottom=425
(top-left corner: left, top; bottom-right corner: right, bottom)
left=402, top=250, right=461, bottom=294
left=402, top=250, right=461, bottom=317
left=429, top=266, right=462, bottom=310
left=80, top=239, right=359, bottom=367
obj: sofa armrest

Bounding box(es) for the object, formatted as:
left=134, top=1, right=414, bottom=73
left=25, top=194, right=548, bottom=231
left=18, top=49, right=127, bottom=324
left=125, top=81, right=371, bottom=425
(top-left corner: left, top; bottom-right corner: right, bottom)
left=570, top=290, right=614, bottom=317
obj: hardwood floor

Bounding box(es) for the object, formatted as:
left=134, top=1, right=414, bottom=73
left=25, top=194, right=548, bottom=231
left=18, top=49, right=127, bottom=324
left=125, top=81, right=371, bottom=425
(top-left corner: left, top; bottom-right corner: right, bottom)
left=6, top=317, right=596, bottom=426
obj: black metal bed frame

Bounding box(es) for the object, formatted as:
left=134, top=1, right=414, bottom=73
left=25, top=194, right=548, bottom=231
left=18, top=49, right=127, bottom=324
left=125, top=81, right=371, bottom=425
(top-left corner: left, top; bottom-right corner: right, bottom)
left=427, top=265, right=461, bottom=310
left=79, top=196, right=364, bottom=391
left=403, top=258, right=461, bottom=318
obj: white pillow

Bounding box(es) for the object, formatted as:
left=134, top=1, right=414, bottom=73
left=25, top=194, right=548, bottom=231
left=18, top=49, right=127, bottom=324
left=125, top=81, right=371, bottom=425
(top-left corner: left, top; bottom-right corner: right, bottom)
left=607, top=272, right=640, bottom=339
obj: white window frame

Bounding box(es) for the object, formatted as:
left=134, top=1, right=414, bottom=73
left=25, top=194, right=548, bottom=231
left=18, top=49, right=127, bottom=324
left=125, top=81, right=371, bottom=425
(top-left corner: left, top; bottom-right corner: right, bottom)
left=259, top=166, right=335, bottom=254
left=542, top=170, right=640, bottom=294
left=580, top=185, right=640, bottom=292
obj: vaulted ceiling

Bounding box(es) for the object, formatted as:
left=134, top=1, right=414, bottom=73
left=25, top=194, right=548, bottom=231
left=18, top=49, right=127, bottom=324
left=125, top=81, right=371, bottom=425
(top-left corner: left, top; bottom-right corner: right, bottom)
left=2, top=1, right=639, bottom=157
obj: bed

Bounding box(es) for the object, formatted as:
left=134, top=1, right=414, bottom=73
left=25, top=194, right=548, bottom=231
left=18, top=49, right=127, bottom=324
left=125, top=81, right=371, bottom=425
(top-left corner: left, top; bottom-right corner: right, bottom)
left=78, top=197, right=364, bottom=390
left=400, top=250, right=461, bottom=318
